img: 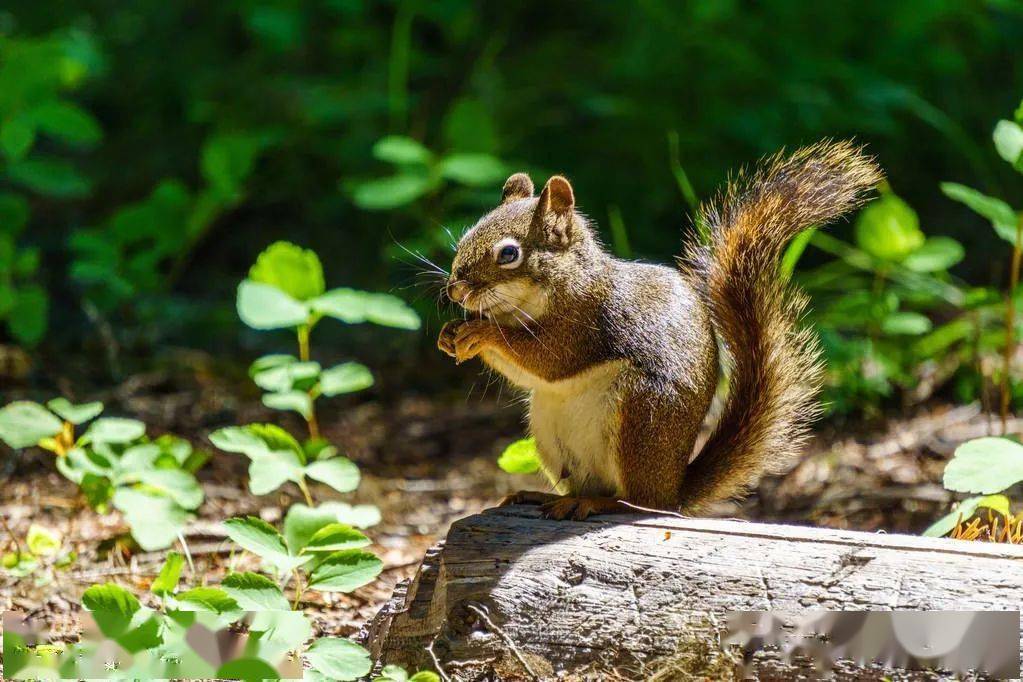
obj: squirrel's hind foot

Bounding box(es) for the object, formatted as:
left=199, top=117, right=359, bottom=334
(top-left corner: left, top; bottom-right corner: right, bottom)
left=498, top=490, right=561, bottom=507
left=539, top=496, right=628, bottom=521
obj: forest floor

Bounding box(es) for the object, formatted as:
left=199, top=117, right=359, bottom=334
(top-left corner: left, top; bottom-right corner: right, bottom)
left=0, top=347, right=1009, bottom=644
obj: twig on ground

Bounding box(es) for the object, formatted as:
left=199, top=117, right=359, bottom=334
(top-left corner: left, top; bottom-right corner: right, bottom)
left=426, top=633, right=453, bottom=682
left=466, top=603, right=539, bottom=681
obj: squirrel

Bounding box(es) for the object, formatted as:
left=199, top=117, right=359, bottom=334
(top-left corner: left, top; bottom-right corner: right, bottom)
left=438, top=141, right=882, bottom=521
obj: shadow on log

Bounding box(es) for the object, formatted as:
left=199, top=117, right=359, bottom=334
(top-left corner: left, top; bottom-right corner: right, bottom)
left=366, top=506, right=1023, bottom=680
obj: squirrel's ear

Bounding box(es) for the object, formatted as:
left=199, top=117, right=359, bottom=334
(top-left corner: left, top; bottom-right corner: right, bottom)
left=501, top=173, right=534, bottom=203
left=535, top=176, right=576, bottom=246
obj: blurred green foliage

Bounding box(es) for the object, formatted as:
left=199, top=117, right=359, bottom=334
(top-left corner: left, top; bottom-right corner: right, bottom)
left=1, top=1, right=1023, bottom=415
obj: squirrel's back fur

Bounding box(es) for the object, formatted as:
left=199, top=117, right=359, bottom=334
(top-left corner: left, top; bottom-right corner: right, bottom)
left=680, top=140, right=883, bottom=512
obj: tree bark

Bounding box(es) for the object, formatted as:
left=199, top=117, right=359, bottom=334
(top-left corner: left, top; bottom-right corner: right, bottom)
left=366, top=506, right=1023, bottom=680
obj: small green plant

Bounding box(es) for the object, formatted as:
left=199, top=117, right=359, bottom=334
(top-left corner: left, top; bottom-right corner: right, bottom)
left=925, top=437, right=1022, bottom=538
left=1, top=523, right=75, bottom=584
left=0, top=399, right=206, bottom=550
left=222, top=504, right=382, bottom=608
left=941, top=98, right=1023, bottom=430
left=790, top=184, right=967, bottom=414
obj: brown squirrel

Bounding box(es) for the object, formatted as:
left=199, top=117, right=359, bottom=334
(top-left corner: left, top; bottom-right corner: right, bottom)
left=438, top=141, right=882, bottom=520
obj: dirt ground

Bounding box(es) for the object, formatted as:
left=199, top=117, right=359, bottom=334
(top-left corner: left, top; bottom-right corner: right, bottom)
left=0, top=348, right=1008, bottom=644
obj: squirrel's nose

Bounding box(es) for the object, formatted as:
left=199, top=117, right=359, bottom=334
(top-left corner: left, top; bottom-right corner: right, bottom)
left=447, top=281, right=470, bottom=304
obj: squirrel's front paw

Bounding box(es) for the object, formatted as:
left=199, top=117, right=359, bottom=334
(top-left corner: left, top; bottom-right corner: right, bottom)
left=437, top=320, right=463, bottom=359
left=453, top=319, right=492, bottom=364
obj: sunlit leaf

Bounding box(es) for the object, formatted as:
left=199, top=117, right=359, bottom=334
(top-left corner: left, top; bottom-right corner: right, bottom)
left=151, top=551, right=185, bottom=596
left=854, top=191, right=923, bottom=262
left=309, top=288, right=420, bottom=329
left=175, top=587, right=240, bottom=615
left=236, top=280, right=310, bottom=330
left=112, top=488, right=191, bottom=551
left=943, top=437, right=1023, bottom=494
left=993, top=119, right=1023, bottom=170
left=262, top=390, right=314, bottom=419
left=215, top=657, right=282, bottom=682
left=320, top=362, right=374, bottom=396
left=224, top=516, right=310, bottom=573
left=46, top=398, right=103, bottom=425
left=26, top=524, right=61, bottom=557
left=221, top=572, right=290, bottom=611
left=82, top=583, right=140, bottom=638
left=0, top=401, right=62, bottom=448
left=940, top=182, right=1019, bottom=244
left=880, top=312, right=932, bottom=336
left=305, top=456, right=360, bottom=493
left=307, top=550, right=382, bottom=592
left=248, top=241, right=325, bottom=301
left=923, top=495, right=1012, bottom=538
left=304, top=638, right=372, bottom=681
left=84, top=417, right=146, bottom=444
left=902, top=237, right=964, bottom=273
left=302, top=523, right=370, bottom=553
left=498, top=437, right=541, bottom=474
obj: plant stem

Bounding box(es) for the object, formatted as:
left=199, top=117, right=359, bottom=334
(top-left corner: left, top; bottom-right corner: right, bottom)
left=1000, top=214, right=1023, bottom=434
left=0, top=513, right=21, bottom=557
left=297, top=477, right=315, bottom=506
left=292, top=571, right=305, bottom=610
left=297, top=324, right=311, bottom=362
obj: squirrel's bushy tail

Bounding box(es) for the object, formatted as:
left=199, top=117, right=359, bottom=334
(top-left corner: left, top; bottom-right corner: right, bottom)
left=680, top=140, right=882, bottom=513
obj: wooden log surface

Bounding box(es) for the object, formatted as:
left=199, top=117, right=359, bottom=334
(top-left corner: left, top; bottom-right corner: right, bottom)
left=366, top=505, right=1023, bottom=680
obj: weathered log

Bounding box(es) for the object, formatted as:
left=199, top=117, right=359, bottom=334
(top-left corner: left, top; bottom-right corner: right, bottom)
left=366, top=505, right=1023, bottom=680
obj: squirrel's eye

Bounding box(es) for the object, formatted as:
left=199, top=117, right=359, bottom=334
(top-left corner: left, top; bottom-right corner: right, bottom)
left=496, top=243, right=522, bottom=268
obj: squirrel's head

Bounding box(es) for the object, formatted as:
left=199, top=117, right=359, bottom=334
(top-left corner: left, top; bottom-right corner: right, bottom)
left=447, top=172, right=599, bottom=324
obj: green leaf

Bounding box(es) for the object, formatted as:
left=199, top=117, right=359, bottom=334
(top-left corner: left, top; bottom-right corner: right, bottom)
left=943, top=437, right=1023, bottom=494
left=994, top=119, right=1023, bottom=169
left=373, top=136, right=432, bottom=165
left=136, top=469, right=204, bottom=509
left=2, top=551, right=38, bottom=577
left=248, top=241, right=325, bottom=301
left=498, top=437, right=542, bottom=474
left=352, top=174, right=434, bottom=210
left=307, top=550, right=382, bottom=592
left=854, top=191, right=923, bottom=261
left=26, top=524, right=61, bottom=557
left=236, top=280, right=310, bottom=330
left=902, top=237, right=964, bottom=273
left=248, top=449, right=306, bottom=495
left=221, top=572, right=290, bottom=611
left=251, top=357, right=321, bottom=393
left=304, top=638, right=372, bottom=681
left=216, top=657, right=282, bottom=682
left=262, top=390, right=313, bottom=419
left=46, top=398, right=103, bottom=425
left=309, top=288, right=421, bottom=329
left=1, top=116, right=36, bottom=161
left=248, top=609, right=312, bottom=652
left=375, top=664, right=409, bottom=682
left=923, top=494, right=1012, bottom=538
left=176, top=587, right=240, bottom=614
left=223, top=516, right=309, bottom=573
left=880, top=312, right=932, bottom=336
left=305, top=456, right=360, bottom=493
left=408, top=672, right=441, bottom=682
left=30, top=101, right=102, bottom=146
left=119, top=443, right=161, bottom=472
left=84, top=417, right=146, bottom=444
left=438, top=153, right=505, bottom=186
left=0, top=401, right=62, bottom=448
left=302, top=523, right=371, bottom=553
left=320, top=362, right=374, bottom=396
left=112, top=488, right=192, bottom=551
left=152, top=551, right=185, bottom=596
left=322, top=502, right=381, bottom=529
left=940, top=182, right=1019, bottom=244
left=283, top=503, right=339, bottom=554
left=82, top=583, right=140, bottom=638
left=8, top=284, right=48, bottom=345
left=7, top=157, right=91, bottom=198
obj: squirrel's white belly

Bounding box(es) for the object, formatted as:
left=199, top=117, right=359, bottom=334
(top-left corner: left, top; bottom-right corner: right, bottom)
left=525, top=360, right=627, bottom=498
